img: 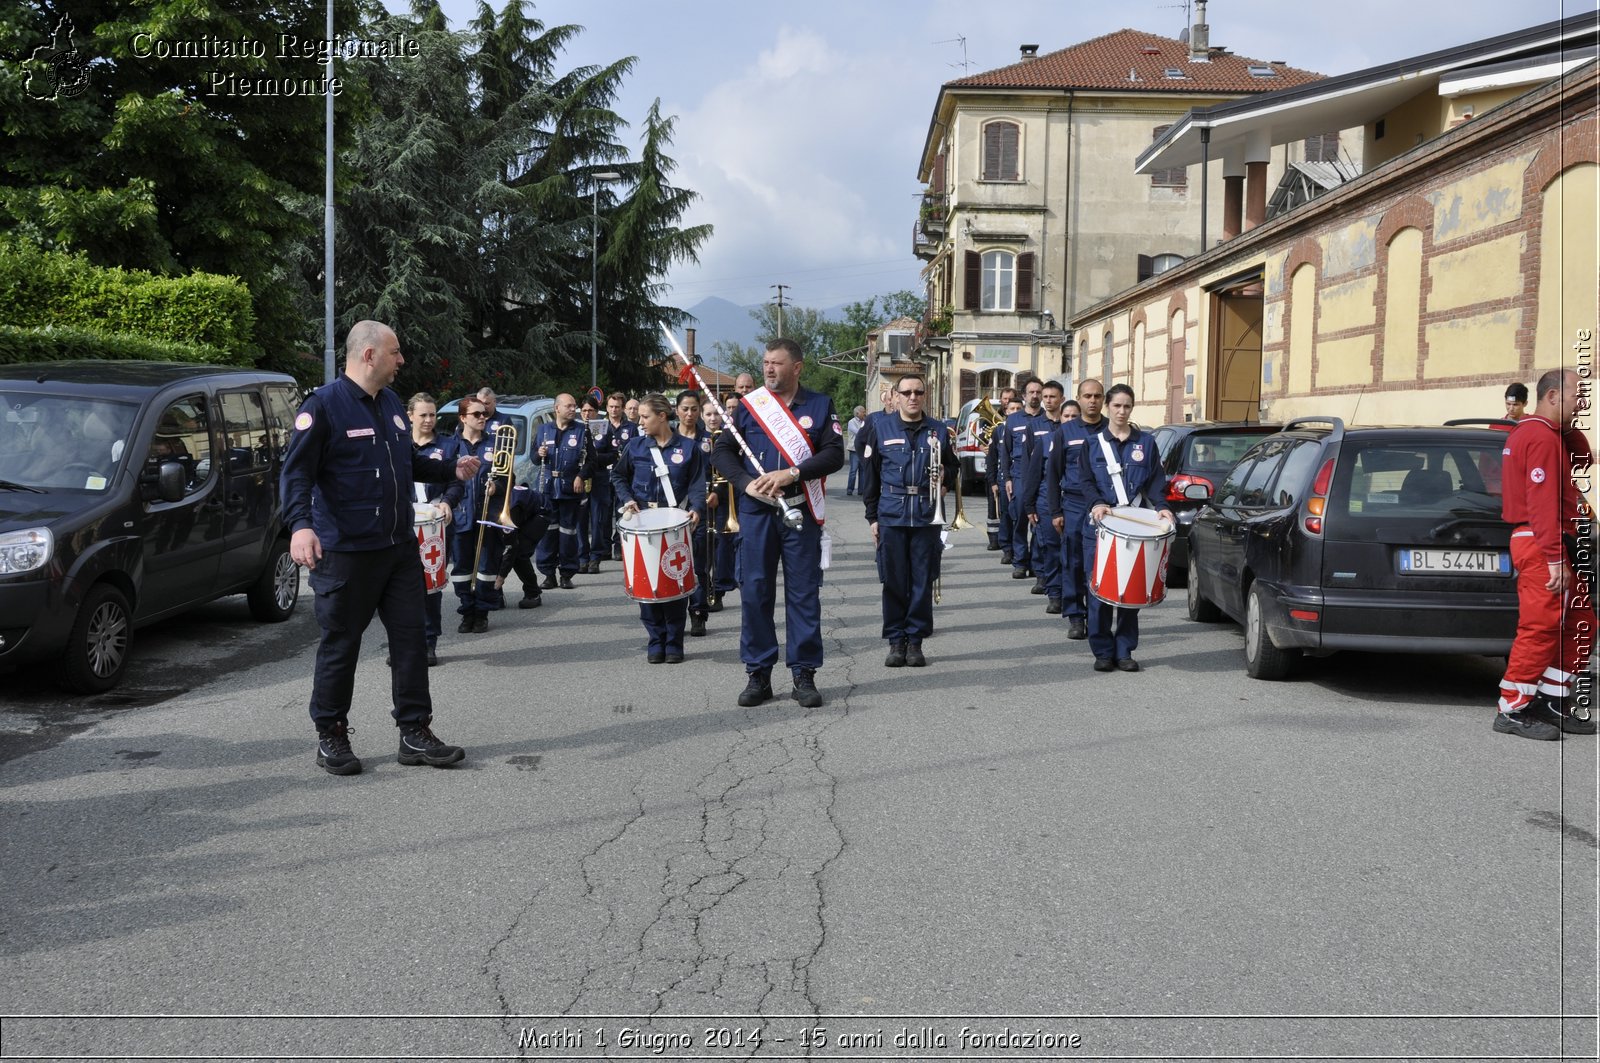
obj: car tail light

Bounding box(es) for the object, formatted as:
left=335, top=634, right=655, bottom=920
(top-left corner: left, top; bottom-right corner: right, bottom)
left=1303, top=458, right=1335, bottom=536
left=1290, top=608, right=1320, bottom=622
left=1167, top=474, right=1214, bottom=502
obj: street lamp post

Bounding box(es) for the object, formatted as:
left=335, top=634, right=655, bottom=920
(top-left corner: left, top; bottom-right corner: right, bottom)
left=590, top=172, right=623, bottom=393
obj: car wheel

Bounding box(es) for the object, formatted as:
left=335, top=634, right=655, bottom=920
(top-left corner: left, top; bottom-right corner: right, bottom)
left=61, top=583, right=131, bottom=694
left=1186, top=554, right=1221, bottom=622
left=247, top=537, right=299, bottom=622
left=1244, top=582, right=1296, bottom=680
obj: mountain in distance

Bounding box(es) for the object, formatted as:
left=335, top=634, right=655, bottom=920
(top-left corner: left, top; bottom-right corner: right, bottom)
left=679, top=297, right=761, bottom=371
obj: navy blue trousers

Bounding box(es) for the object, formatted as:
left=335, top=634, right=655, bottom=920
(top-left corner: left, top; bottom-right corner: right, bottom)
left=449, top=525, right=502, bottom=615
left=879, top=524, right=941, bottom=641
left=306, top=544, right=432, bottom=730
left=1033, top=507, right=1061, bottom=599
left=587, top=480, right=615, bottom=563
left=1008, top=484, right=1031, bottom=571
left=535, top=497, right=583, bottom=577
left=1058, top=502, right=1091, bottom=619
left=738, top=507, right=823, bottom=674
left=640, top=599, right=687, bottom=655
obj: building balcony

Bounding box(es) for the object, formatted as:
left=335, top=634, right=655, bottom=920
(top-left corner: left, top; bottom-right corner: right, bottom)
left=920, top=191, right=948, bottom=235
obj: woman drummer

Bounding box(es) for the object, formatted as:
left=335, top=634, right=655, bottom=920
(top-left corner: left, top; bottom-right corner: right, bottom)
left=612, top=393, right=706, bottom=663
left=407, top=392, right=464, bottom=666
left=1081, top=383, right=1174, bottom=674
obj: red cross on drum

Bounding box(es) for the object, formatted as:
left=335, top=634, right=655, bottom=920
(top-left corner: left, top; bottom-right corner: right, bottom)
left=413, top=503, right=449, bottom=593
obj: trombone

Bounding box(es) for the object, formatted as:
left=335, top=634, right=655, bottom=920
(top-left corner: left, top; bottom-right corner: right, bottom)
left=930, top=433, right=973, bottom=604
left=470, top=424, right=517, bottom=590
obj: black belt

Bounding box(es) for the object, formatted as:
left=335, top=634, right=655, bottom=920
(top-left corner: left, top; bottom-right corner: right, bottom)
left=882, top=485, right=925, bottom=495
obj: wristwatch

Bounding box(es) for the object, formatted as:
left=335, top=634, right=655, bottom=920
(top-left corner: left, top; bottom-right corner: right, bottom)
left=790, top=467, right=801, bottom=482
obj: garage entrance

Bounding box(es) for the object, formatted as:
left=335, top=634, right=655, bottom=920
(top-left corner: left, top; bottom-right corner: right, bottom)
left=1207, top=271, right=1264, bottom=422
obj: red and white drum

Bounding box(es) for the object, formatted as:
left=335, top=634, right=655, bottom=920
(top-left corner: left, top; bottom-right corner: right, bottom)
left=618, top=507, right=697, bottom=603
left=413, top=502, right=448, bottom=593
left=1090, top=506, right=1175, bottom=608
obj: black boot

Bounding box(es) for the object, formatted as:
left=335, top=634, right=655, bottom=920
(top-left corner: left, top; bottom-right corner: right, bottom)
left=316, top=722, right=362, bottom=776
left=791, top=669, right=823, bottom=708
left=540, top=572, right=557, bottom=590
left=885, top=639, right=907, bottom=667
left=689, top=613, right=707, bottom=637
left=904, top=641, right=927, bottom=667
left=737, top=669, right=773, bottom=707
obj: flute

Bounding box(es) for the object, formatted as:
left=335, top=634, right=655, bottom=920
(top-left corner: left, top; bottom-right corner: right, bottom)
left=660, top=323, right=804, bottom=531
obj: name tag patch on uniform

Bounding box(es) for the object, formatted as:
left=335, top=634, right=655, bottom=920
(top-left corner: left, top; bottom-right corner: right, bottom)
left=295, top=412, right=314, bottom=431
left=1068, top=439, right=1084, bottom=446
left=347, top=427, right=375, bottom=438
left=883, top=438, right=905, bottom=446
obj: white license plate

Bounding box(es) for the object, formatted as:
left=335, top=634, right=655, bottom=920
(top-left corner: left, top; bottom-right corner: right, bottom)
left=974, top=454, right=987, bottom=474
left=1397, top=549, right=1509, bottom=575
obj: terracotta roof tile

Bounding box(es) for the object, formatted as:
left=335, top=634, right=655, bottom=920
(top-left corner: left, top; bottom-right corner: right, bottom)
left=947, top=29, right=1322, bottom=94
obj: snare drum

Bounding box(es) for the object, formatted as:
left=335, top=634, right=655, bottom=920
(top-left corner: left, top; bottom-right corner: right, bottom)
left=1090, top=506, right=1174, bottom=608
left=618, top=507, right=697, bottom=603
left=413, top=502, right=448, bottom=593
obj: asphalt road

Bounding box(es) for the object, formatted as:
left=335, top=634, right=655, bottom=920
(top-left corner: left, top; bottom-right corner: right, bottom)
left=1, top=480, right=1595, bottom=1062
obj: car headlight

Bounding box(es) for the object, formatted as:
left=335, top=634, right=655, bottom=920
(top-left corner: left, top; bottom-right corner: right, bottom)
left=0, top=528, right=53, bottom=575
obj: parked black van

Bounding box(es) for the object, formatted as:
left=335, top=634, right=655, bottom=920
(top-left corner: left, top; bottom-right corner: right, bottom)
left=0, top=362, right=303, bottom=692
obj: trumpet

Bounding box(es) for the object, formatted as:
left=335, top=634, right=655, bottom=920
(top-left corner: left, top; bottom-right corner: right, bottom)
left=708, top=430, right=740, bottom=534
left=928, top=435, right=946, bottom=527
left=470, top=424, right=517, bottom=590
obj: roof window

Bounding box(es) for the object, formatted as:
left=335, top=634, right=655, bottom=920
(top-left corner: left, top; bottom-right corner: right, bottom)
left=1164, top=67, right=1187, bottom=79
left=1248, top=64, right=1278, bottom=78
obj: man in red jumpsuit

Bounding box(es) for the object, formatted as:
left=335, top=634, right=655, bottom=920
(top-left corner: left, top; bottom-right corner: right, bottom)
left=1496, top=367, right=1595, bottom=739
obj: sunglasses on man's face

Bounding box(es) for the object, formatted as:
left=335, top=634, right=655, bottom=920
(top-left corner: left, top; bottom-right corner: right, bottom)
left=898, top=389, right=926, bottom=397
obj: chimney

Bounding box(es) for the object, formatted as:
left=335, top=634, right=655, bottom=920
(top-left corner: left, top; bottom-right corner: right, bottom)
left=685, top=327, right=697, bottom=363
left=1019, top=44, right=1039, bottom=62
left=1189, top=0, right=1210, bottom=61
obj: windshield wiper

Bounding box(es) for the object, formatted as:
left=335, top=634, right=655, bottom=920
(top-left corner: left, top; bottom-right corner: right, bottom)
left=0, top=479, right=44, bottom=493
left=1429, top=512, right=1505, bottom=538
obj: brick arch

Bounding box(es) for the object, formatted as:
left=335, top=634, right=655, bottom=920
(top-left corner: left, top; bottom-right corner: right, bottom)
left=1279, top=240, right=1322, bottom=399
left=1281, top=236, right=1322, bottom=290
left=1375, top=195, right=1434, bottom=248
left=1373, top=196, right=1435, bottom=385
left=1128, top=305, right=1149, bottom=336
left=1525, top=112, right=1599, bottom=196
left=1166, top=291, right=1187, bottom=323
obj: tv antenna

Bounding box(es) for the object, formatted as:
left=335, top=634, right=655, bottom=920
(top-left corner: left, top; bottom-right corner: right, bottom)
left=934, top=35, right=970, bottom=73
left=1159, top=0, right=1193, bottom=35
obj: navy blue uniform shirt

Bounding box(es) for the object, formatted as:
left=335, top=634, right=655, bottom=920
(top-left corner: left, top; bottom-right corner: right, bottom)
left=1085, top=425, right=1170, bottom=511
left=710, top=387, right=844, bottom=515
left=1043, top=416, right=1111, bottom=521
left=859, top=412, right=957, bottom=526
left=281, top=376, right=458, bottom=551
left=532, top=419, right=596, bottom=499
left=612, top=432, right=707, bottom=518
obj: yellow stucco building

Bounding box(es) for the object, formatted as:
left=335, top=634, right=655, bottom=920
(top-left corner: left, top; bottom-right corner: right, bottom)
left=1069, top=16, right=1597, bottom=437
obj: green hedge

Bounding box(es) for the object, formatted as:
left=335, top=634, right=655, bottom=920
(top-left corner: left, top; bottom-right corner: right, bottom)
left=0, top=242, right=256, bottom=358
left=0, top=325, right=241, bottom=366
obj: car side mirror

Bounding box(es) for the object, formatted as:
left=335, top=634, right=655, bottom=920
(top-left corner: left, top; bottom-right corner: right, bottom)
left=153, top=461, right=186, bottom=502
left=1183, top=482, right=1212, bottom=501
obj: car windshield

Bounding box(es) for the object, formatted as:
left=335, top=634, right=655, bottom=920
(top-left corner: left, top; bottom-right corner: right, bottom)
left=0, top=394, right=140, bottom=491
left=1180, top=431, right=1274, bottom=476
left=1331, top=439, right=1504, bottom=521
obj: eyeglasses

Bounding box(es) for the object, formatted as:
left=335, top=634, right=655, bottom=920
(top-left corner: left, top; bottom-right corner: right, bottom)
left=898, top=389, right=926, bottom=397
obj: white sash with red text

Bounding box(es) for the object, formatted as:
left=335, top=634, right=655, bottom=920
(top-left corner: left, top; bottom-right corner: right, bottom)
left=742, top=387, right=826, bottom=524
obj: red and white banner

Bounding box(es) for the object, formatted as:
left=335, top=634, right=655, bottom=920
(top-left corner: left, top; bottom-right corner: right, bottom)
left=743, top=387, right=825, bottom=524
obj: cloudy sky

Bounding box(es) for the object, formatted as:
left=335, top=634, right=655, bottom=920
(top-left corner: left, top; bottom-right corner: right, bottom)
left=423, top=0, right=1585, bottom=314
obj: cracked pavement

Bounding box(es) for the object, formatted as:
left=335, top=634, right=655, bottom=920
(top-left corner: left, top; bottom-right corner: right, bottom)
left=1, top=481, right=1595, bottom=1060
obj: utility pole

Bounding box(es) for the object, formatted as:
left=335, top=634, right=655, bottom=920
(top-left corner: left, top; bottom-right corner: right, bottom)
left=770, top=284, right=789, bottom=338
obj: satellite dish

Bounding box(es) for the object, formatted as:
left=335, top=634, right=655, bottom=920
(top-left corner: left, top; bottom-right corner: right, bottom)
left=1178, top=28, right=1190, bottom=44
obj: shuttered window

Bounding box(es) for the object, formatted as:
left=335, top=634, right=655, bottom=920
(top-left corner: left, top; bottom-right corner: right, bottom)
left=1150, top=125, right=1186, bottom=187
left=960, top=369, right=978, bottom=406
left=981, top=250, right=1015, bottom=311
left=963, top=250, right=982, bottom=310
left=982, top=121, right=1020, bottom=181
left=1015, top=252, right=1034, bottom=311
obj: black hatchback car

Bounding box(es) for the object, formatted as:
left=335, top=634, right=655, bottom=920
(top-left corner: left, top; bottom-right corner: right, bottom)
left=0, top=362, right=303, bottom=692
left=1147, top=421, right=1280, bottom=581
left=1184, top=417, right=1517, bottom=679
